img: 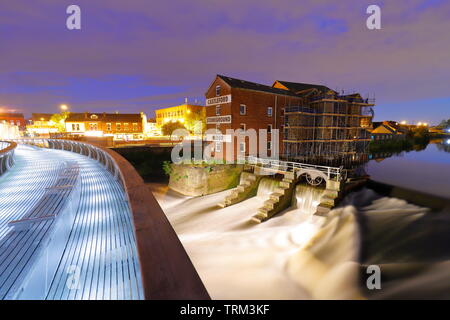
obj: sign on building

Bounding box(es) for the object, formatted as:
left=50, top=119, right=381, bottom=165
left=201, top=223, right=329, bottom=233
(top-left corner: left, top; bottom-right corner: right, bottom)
left=206, top=115, right=232, bottom=124
left=206, top=94, right=232, bottom=106
left=205, top=134, right=232, bottom=142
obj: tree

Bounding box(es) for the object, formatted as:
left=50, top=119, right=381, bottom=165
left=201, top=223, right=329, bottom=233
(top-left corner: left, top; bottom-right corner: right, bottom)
left=184, top=110, right=206, bottom=135
left=161, top=121, right=186, bottom=138
left=50, top=111, right=70, bottom=132
left=438, top=119, right=450, bottom=129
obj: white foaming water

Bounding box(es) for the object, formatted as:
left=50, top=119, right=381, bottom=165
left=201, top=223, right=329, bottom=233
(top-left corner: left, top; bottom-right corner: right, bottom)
left=293, top=184, right=325, bottom=216
left=256, top=177, right=280, bottom=198
left=149, top=177, right=448, bottom=299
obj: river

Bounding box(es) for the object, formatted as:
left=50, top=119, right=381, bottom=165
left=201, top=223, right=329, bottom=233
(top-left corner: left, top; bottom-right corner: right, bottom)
left=149, top=138, right=450, bottom=299
left=367, top=139, right=450, bottom=199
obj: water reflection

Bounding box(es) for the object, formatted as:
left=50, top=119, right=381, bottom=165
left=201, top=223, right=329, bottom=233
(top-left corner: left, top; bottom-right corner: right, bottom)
left=436, top=139, right=450, bottom=152
left=366, top=139, right=450, bottom=199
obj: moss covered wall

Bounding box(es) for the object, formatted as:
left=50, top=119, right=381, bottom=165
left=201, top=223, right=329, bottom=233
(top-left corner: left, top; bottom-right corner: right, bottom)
left=169, top=164, right=243, bottom=196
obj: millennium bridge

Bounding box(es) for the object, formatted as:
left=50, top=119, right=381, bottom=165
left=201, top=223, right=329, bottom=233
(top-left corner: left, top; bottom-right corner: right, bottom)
left=0, top=139, right=209, bottom=300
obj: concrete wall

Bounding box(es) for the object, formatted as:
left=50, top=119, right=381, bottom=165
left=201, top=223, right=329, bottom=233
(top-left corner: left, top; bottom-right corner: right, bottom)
left=169, top=163, right=243, bottom=196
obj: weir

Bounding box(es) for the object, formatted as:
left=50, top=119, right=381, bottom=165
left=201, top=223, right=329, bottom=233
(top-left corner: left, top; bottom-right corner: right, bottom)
left=218, top=156, right=346, bottom=221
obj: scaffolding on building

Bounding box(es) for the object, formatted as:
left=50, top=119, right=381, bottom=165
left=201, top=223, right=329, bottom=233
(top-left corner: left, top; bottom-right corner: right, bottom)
left=282, top=94, right=375, bottom=168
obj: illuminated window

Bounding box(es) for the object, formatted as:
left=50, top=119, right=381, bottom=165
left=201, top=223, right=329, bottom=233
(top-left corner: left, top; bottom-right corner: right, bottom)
left=124, top=123, right=129, bottom=131
left=215, top=141, right=222, bottom=152
left=116, top=123, right=121, bottom=131
left=132, top=123, right=138, bottom=131
left=106, top=123, right=112, bottom=131
left=240, top=142, right=246, bottom=153
left=240, top=104, right=246, bottom=115
left=89, top=123, right=98, bottom=131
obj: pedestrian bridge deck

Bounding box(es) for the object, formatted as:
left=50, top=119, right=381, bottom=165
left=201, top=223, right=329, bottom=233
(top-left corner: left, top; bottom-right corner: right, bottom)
left=0, top=144, right=143, bottom=300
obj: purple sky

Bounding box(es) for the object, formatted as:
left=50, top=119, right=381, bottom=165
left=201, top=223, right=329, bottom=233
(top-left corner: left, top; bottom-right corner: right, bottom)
left=0, top=0, right=449, bottom=124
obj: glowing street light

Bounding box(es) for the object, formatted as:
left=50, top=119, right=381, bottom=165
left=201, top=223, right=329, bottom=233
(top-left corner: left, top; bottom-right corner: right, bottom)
left=400, top=121, right=407, bottom=125
left=60, top=104, right=68, bottom=111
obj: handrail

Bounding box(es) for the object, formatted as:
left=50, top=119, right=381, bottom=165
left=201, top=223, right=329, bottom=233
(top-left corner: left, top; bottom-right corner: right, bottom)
left=7, top=138, right=210, bottom=300
left=240, top=155, right=342, bottom=181
left=0, top=140, right=17, bottom=176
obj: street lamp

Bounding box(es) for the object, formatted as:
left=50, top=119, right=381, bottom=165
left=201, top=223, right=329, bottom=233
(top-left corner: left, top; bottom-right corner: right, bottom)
left=60, top=104, right=68, bottom=111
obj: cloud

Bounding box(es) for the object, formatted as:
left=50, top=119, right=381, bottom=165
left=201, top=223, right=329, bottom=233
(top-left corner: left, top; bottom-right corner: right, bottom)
left=0, top=0, right=449, bottom=122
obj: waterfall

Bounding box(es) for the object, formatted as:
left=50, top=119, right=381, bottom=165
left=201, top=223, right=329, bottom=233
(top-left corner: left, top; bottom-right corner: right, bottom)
left=293, top=184, right=325, bottom=215
left=256, top=177, right=280, bottom=198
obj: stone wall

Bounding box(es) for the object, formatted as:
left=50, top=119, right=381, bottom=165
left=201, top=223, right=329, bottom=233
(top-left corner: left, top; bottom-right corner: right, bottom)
left=168, top=163, right=243, bottom=196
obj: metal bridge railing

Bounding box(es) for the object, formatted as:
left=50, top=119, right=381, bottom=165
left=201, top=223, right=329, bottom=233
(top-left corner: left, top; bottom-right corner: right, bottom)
left=240, top=155, right=342, bottom=181
left=8, top=138, right=210, bottom=300
left=0, top=141, right=17, bottom=176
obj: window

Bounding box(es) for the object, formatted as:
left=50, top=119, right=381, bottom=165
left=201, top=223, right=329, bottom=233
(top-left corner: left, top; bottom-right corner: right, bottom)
left=116, top=123, right=122, bottom=131
left=106, top=123, right=112, bottom=131
left=267, top=107, right=273, bottom=117
left=72, top=124, right=76, bottom=131
left=267, top=124, right=272, bottom=134
left=239, top=123, right=246, bottom=131
left=216, top=105, right=221, bottom=116
left=239, top=142, right=246, bottom=153
left=240, top=104, right=246, bottom=115
left=76, top=124, right=80, bottom=131
left=10, top=120, right=14, bottom=125
left=216, top=85, right=221, bottom=97
left=124, top=123, right=129, bottom=131
left=16, top=121, right=20, bottom=126
left=89, top=123, right=98, bottom=131
left=132, top=123, right=138, bottom=131
left=215, top=141, right=222, bottom=152
left=267, top=141, right=272, bottom=151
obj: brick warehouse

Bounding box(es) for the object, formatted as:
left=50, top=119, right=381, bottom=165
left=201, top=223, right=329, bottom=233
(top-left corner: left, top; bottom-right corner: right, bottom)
left=205, top=75, right=374, bottom=166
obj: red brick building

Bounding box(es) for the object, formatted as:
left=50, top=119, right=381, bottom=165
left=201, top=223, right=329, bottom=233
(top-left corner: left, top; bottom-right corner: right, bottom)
left=65, top=112, right=147, bottom=140
left=205, top=75, right=304, bottom=161
left=0, top=113, right=26, bottom=131
left=205, top=75, right=374, bottom=165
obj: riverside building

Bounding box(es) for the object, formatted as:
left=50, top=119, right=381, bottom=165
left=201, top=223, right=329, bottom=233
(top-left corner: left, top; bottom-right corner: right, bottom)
left=205, top=75, right=375, bottom=166
left=64, top=112, right=147, bottom=141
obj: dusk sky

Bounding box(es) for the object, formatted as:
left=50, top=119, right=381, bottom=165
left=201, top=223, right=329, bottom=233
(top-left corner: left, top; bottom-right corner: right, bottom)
left=1, top=0, right=449, bottom=124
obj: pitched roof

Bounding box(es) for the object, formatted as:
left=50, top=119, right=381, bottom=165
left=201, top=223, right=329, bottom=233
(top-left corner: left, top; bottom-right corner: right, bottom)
left=65, top=112, right=142, bottom=122
left=217, top=75, right=300, bottom=97
left=274, top=80, right=333, bottom=94
left=0, top=113, right=25, bottom=118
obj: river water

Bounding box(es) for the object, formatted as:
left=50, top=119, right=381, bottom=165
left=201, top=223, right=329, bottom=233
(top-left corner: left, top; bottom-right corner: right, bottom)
left=150, top=139, right=450, bottom=299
